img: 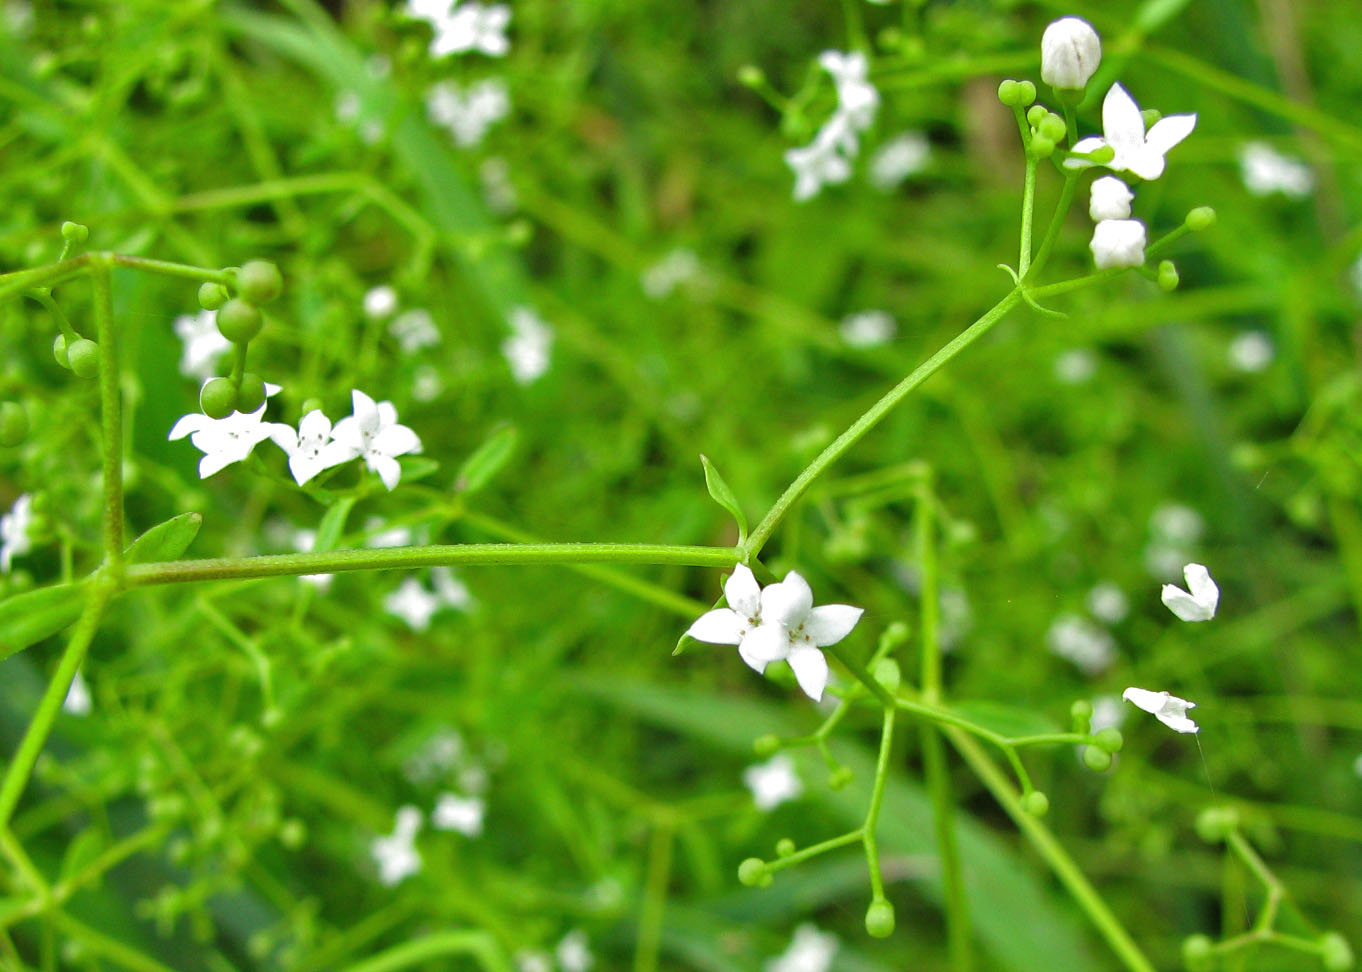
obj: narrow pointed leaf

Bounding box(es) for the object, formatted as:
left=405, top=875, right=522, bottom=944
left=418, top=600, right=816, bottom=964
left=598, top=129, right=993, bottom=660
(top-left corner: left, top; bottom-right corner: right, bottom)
left=315, top=495, right=358, bottom=554
left=124, top=512, right=203, bottom=564
left=456, top=424, right=518, bottom=495
left=699, top=454, right=747, bottom=545
left=0, top=584, right=87, bottom=660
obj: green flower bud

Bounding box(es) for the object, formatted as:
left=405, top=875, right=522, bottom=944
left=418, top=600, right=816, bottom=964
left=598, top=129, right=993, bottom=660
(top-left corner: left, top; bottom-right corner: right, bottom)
left=1194, top=806, right=1239, bottom=843
left=1026, top=105, right=1048, bottom=128
left=1185, top=206, right=1216, bottom=231
left=200, top=378, right=238, bottom=419
left=236, top=373, right=267, bottom=413
left=1181, top=934, right=1214, bottom=971
left=278, top=818, right=307, bottom=850
left=198, top=281, right=229, bottom=311
left=0, top=402, right=29, bottom=446
left=300, top=397, right=324, bottom=417
left=1320, top=932, right=1355, bottom=972
left=53, top=333, right=71, bottom=368
left=1158, top=260, right=1179, bottom=292
left=1093, top=728, right=1124, bottom=753
left=67, top=338, right=100, bottom=379
left=1140, top=108, right=1162, bottom=129
left=1022, top=790, right=1050, bottom=816
left=1031, top=134, right=1056, bottom=159
left=1016, top=81, right=1037, bottom=106
left=828, top=766, right=854, bottom=790
left=60, top=221, right=89, bottom=244
left=1039, top=113, right=1067, bottom=143
left=737, top=857, right=769, bottom=887
left=997, top=80, right=1024, bottom=107
left=879, top=620, right=911, bottom=651
left=775, top=838, right=796, bottom=858
left=1070, top=699, right=1093, bottom=725
left=1082, top=746, right=1113, bottom=772
left=236, top=260, right=283, bottom=306
left=865, top=898, right=896, bottom=938
left=754, top=734, right=781, bottom=758
left=737, top=65, right=765, bottom=89
left=873, top=657, right=901, bottom=694
left=1091, top=144, right=1116, bottom=164
left=216, top=299, right=263, bottom=344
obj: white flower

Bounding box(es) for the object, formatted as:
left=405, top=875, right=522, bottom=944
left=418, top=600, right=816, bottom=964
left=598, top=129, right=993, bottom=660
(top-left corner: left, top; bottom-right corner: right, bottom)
left=1, top=493, right=34, bottom=573
left=169, top=398, right=286, bottom=479
left=385, top=578, right=443, bottom=631
left=173, top=310, right=231, bottom=381
left=1238, top=141, right=1313, bottom=199
left=817, top=50, right=879, bottom=129
left=1040, top=17, right=1101, bottom=90
left=432, top=792, right=485, bottom=836
left=330, top=390, right=422, bottom=491
left=1053, top=348, right=1096, bottom=384
left=1151, top=504, right=1204, bottom=545
left=406, top=0, right=452, bottom=19
left=63, top=669, right=91, bottom=716
left=766, top=924, right=839, bottom=972
left=839, top=310, right=896, bottom=348
left=1087, top=582, right=1129, bottom=624
left=431, top=566, right=474, bottom=610
left=1089, top=175, right=1134, bottom=221
left=502, top=306, right=553, bottom=384
left=1067, top=83, right=1197, bottom=181
left=1161, top=562, right=1219, bottom=622
left=429, top=1, right=510, bottom=58
left=785, top=118, right=855, bottom=202
left=389, top=308, right=442, bottom=353
left=269, top=410, right=352, bottom=486
left=641, top=249, right=702, bottom=299
left=1228, top=331, right=1273, bottom=373
left=1122, top=686, right=1199, bottom=734
left=686, top=565, right=863, bottom=702
left=366, top=520, right=414, bottom=548
left=869, top=131, right=930, bottom=191
left=335, top=90, right=362, bottom=123
left=1046, top=613, right=1116, bottom=675
left=371, top=805, right=423, bottom=885
left=364, top=285, right=399, bottom=319
left=425, top=79, right=510, bottom=147
left=743, top=754, right=803, bottom=811
left=555, top=930, right=593, bottom=972
left=515, top=952, right=553, bottom=972
left=404, top=727, right=465, bottom=782
left=1089, top=218, right=1146, bottom=269
left=480, top=156, right=518, bottom=213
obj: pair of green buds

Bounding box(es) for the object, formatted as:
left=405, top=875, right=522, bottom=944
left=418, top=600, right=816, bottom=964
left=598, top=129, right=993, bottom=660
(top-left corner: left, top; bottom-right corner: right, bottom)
left=195, top=260, right=283, bottom=419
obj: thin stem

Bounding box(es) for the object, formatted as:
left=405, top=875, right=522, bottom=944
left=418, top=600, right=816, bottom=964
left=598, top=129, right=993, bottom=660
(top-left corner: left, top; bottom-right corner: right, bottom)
left=29, top=291, right=78, bottom=342
left=109, top=252, right=232, bottom=285
left=766, top=828, right=864, bottom=872
left=862, top=707, right=896, bottom=900
left=1019, top=156, right=1038, bottom=277
left=1029, top=169, right=1080, bottom=277
left=745, top=289, right=1022, bottom=557
left=90, top=258, right=124, bottom=574
left=0, top=255, right=92, bottom=303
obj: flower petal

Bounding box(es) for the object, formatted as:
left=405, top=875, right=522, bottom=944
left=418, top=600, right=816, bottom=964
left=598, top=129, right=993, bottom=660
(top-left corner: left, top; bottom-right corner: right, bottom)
left=686, top=608, right=747, bottom=646
left=723, top=564, right=761, bottom=618
left=738, top=623, right=789, bottom=672
left=371, top=453, right=403, bottom=491
left=330, top=416, right=364, bottom=451
left=805, top=604, right=864, bottom=646
left=1144, top=113, right=1197, bottom=159
left=1183, top=562, right=1219, bottom=615
left=761, top=571, right=813, bottom=628
left=298, top=409, right=332, bottom=441
left=1101, top=83, right=1145, bottom=156
left=1063, top=135, right=1108, bottom=169
left=1124, top=148, right=1167, bottom=182
left=374, top=423, right=421, bottom=458
left=787, top=644, right=830, bottom=702
left=351, top=389, right=379, bottom=430
left=1161, top=583, right=1214, bottom=622
left=198, top=451, right=236, bottom=478
left=169, top=413, right=208, bottom=440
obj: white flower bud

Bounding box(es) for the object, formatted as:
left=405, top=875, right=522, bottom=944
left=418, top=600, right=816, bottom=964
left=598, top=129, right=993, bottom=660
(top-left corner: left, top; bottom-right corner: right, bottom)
left=1089, top=219, right=1146, bottom=269
left=1089, top=176, right=1133, bottom=221
left=1041, top=17, right=1102, bottom=90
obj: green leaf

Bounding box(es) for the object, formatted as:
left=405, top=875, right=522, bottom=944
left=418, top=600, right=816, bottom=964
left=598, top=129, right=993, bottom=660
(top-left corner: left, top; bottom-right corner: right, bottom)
left=124, top=512, right=202, bottom=564
left=315, top=496, right=358, bottom=554
left=456, top=424, right=518, bottom=495
left=699, top=454, right=747, bottom=545
left=950, top=700, right=1061, bottom=739
left=0, top=584, right=87, bottom=661
left=59, top=828, right=104, bottom=886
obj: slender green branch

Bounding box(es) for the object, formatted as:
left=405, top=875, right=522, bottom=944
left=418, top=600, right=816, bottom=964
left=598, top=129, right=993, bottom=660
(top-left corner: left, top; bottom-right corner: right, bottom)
left=337, top=931, right=513, bottom=972
left=1029, top=169, right=1080, bottom=277
left=90, top=258, right=125, bottom=575
left=1019, top=157, right=1038, bottom=277
left=862, top=707, right=896, bottom=901
left=109, top=252, right=232, bottom=285
left=766, top=828, right=864, bottom=873
left=0, top=254, right=92, bottom=302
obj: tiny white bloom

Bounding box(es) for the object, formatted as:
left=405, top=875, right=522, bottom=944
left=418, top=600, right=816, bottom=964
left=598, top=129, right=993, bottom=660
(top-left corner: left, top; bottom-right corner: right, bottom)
left=269, top=410, right=352, bottom=486
left=743, top=754, right=803, bottom=811
left=686, top=565, right=863, bottom=702
left=1089, top=218, right=1146, bottom=269
left=432, top=566, right=474, bottom=610
left=480, top=156, right=518, bottom=213
left=1122, top=686, right=1199, bottom=734
left=432, top=792, right=485, bottom=836
left=335, top=90, right=362, bottom=123
left=556, top=930, right=593, bottom=972
left=641, top=249, right=702, bottom=299
left=502, top=306, right=553, bottom=384
left=371, top=805, right=423, bottom=885
left=785, top=117, right=855, bottom=202
left=63, top=669, right=91, bottom=716
left=169, top=400, right=286, bottom=479
left=1053, top=348, right=1097, bottom=384
left=429, top=1, right=510, bottom=58
left=1151, top=504, right=1204, bottom=545
left=385, top=578, right=443, bottom=631
left=330, top=390, right=422, bottom=491
left=389, top=308, right=442, bottom=353
left=817, top=50, right=879, bottom=129
left=364, top=285, right=399, bottom=319
left=1089, top=175, right=1134, bottom=221
left=1040, top=17, right=1101, bottom=90
left=1, top=493, right=35, bottom=573
left=1046, top=613, right=1116, bottom=675
left=839, top=310, right=896, bottom=349
left=425, top=79, right=510, bottom=147
left=1161, top=562, right=1219, bottom=622
left=173, top=310, right=232, bottom=382
left=1087, top=581, right=1129, bottom=624
left=766, top=924, right=839, bottom=972
left=869, top=131, right=930, bottom=191
left=1228, top=331, right=1273, bottom=373
left=515, top=952, right=553, bottom=972
left=1238, top=141, right=1313, bottom=199
left=406, top=0, right=452, bottom=20
left=1067, top=83, right=1197, bottom=181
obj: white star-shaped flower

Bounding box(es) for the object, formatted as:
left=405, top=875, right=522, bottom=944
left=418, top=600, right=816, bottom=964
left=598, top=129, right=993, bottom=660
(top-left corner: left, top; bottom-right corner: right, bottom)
left=1161, top=562, right=1219, bottom=622
left=173, top=310, right=231, bottom=382
left=169, top=397, right=286, bottom=479
left=330, top=390, right=422, bottom=491
left=371, top=805, right=423, bottom=885
left=839, top=309, right=896, bottom=348
left=269, top=410, right=353, bottom=486
left=385, top=578, right=443, bottom=631
left=766, top=924, right=839, bottom=972
left=63, top=669, right=92, bottom=716
left=502, top=306, right=553, bottom=384
left=1046, top=613, right=1116, bottom=675
left=869, top=131, right=930, bottom=191
left=425, top=79, right=511, bottom=148
left=432, top=792, right=485, bottom=836
left=364, top=285, right=399, bottom=319
left=514, top=952, right=552, bottom=972
left=817, top=50, right=879, bottom=129
left=1, top=493, right=34, bottom=573
left=1122, top=686, right=1198, bottom=734
left=743, top=754, right=803, bottom=811
left=1238, top=141, right=1313, bottom=199
left=785, top=117, right=855, bottom=203
left=686, top=565, right=863, bottom=701
left=430, top=1, right=511, bottom=58
left=555, top=930, right=593, bottom=972
left=1066, top=83, right=1197, bottom=181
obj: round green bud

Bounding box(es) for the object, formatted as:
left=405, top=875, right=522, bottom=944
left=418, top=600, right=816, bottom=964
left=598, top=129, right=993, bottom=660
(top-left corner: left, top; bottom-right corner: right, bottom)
left=0, top=402, right=29, bottom=446
left=1158, top=260, right=1180, bottom=292
left=775, top=838, right=796, bottom=858
left=1026, top=105, right=1048, bottom=128
left=873, top=658, right=901, bottom=694
left=1070, top=699, right=1093, bottom=724
left=1320, top=932, right=1355, bottom=972
left=1039, top=113, right=1067, bottom=143
left=1181, top=934, right=1214, bottom=971
left=1140, top=108, right=1162, bottom=129
left=1082, top=746, right=1113, bottom=772
left=880, top=620, right=911, bottom=650
left=865, top=898, right=896, bottom=938
left=1090, top=144, right=1116, bottom=164
left=828, top=766, right=854, bottom=790
left=60, top=221, right=89, bottom=244
left=753, top=734, right=781, bottom=758
left=236, top=260, right=283, bottom=306
left=997, top=80, right=1023, bottom=107
left=1031, top=134, right=1056, bottom=159
left=278, top=818, right=307, bottom=850
left=1016, top=80, right=1037, bottom=107
left=67, top=338, right=100, bottom=379
left=1186, top=206, right=1217, bottom=231
left=1022, top=790, right=1050, bottom=817
left=1195, top=806, right=1239, bottom=843
left=300, top=398, right=325, bottom=417
left=52, top=333, right=70, bottom=368
left=1093, top=728, right=1124, bottom=754
left=199, top=378, right=238, bottom=419
left=505, top=219, right=533, bottom=247
left=236, top=373, right=267, bottom=413
left=737, top=65, right=765, bottom=89
left=216, top=299, right=263, bottom=344
left=198, top=281, right=229, bottom=311
left=737, top=857, right=768, bottom=887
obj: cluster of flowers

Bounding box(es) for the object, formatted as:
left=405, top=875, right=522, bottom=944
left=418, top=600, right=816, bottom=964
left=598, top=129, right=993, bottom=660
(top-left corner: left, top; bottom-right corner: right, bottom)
left=405, top=0, right=509, bottom=58
left=370, top=793, right=486, bottom=884
left=514, top=931, right=595, bottom=972
left=785, top=51, right=880, bottom=202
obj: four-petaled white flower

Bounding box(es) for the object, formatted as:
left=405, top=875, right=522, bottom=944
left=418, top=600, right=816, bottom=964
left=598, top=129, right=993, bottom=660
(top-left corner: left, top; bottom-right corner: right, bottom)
left=1239, top=141, right=1313, bottom=199
left=1122, top=686, right=1199, bottom=734
left=817, top=51, right=879, bottom=129
left=371, top=805, right=423, bottom=885
left=743, top=754, right=803, bottom=811
left=430, top=1, right=510, bottom=58
left=785, top=118, right=855, bottom=203
left=514, top=952, right=553, bottom=972
left=364, top=285, right=399, bottom=319
left=1089, top=218, right=1146, bottom=269
left=63, top=669, right=92, bottom=716
left=1089, top=175, right=1134, bottom=222
left=502, top=306, right=554, bottom=385
left=1228, top=331, right=1274, bottom=373
left=169, top=400, right=286, bottom=479
left=432, top=792, right=485, bottom=836
left=1, top=493, right=35, bottom=573
left=384, top=568, right=472, bottom=630
left=426, top=79, right=511, bottom=147
left=270, top=410, right=352, bottom=486
left=687, top=564, right=863, bottom=702
left=1046, top=612, right=1116, bottom=675
left=331, top=390, right=422, bottom=491
left=1161, top=562, right=1219, bottom=622
left=766, top=924, right=839, bottom=972
left=555, top=930, right=594, bottom=972
left=1040, top=17, right=1102, bottom=90
left=839, top=309, right=896, bottom=349
left=173, top=310, right=232, bottom=382
left=1067, top=83, right=1197, bottom=181
left=389, top=308, right=442, bottom=353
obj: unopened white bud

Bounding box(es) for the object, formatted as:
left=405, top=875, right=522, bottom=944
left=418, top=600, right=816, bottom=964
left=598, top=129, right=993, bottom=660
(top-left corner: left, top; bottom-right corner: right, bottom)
left=1041, top=17, right=1102, bottom=90
left=1089, top=176, right=1133, bottom=221
left=1090, top=219, right=1146, bottom=269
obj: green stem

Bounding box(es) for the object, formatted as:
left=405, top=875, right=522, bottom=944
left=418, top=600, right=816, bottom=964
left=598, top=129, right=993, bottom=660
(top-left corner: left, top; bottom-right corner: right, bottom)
left=29, top=291, right=78, bottom=342
left=1029, top=170, right=1080, bottom=277
left=0, top=255, right=92, bottom=303
left=109, top=252, right=231, bottom=286
left=1019, top=156, right=1038, bottom=277
left=862, top=707, right=896, bottom=900
left=90, top=259, right=125, bottom=575
left=337, top=931, right=512, bottom=972
left=766, top=828, right=864, bottom=872
left=745, top=289, right=1022, bottom=557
